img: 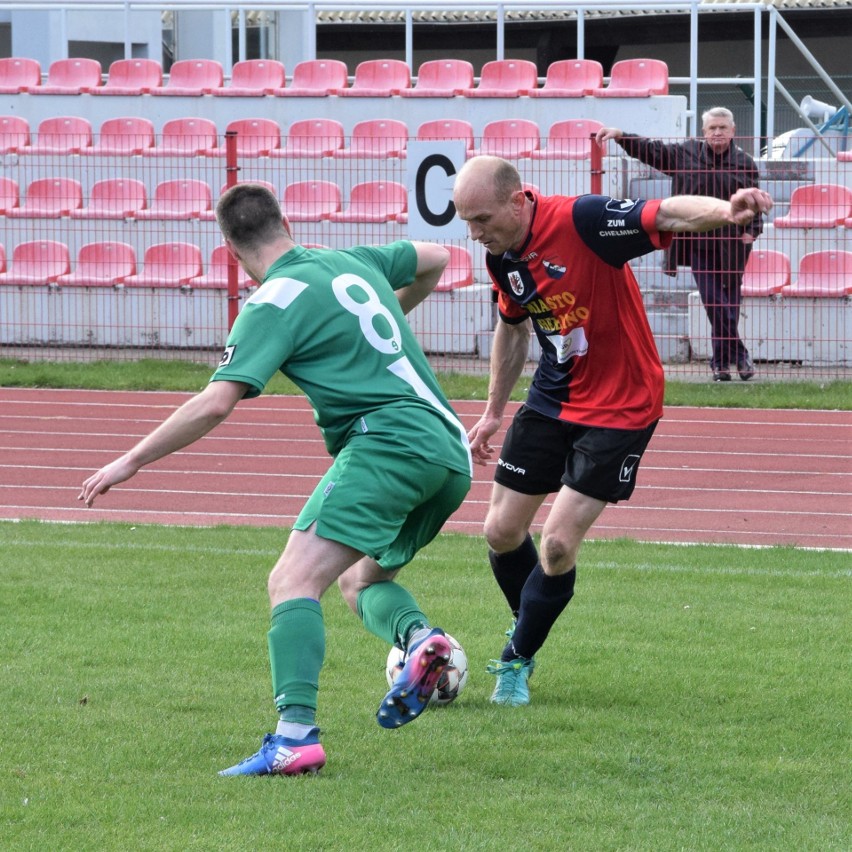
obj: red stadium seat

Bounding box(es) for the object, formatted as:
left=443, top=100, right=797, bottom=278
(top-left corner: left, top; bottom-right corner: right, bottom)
left=401, top=59, right=474, bottom=98
left=592, top=58, right=669, bottom=97
left=416, top=119, right=475, bottom=155
left=475, top=119, right=540, bottom=158
left=783, top=251, right=852, bottom=297
left=273, top=119, right=345, bottom=158
left=0, top=244, right=5, bottom=273
left=145, top=117, right=218, bottom=157
left=87, top=117, right=155, bottom=156
left=0, top=115, right=29, bottom=154
left=0, top=240, right=70, bottom=285
left=215, top=59, right=286, bottom=96
left=528, top=59, right=603, bottom=98
left=93, top=58, right=163, bottom=95
left=189, top=245, right=254, bottom=289
left=435, top=245, right=474, bottom=291
left=330, top=181, right=407, bottom=223
left=151, top=59, right=223, bottom=96
left=121, top=242, right=204, bottom=288
left=21, top=116, right=93, bottom=155
left=741, top=250, right=791, bottom=296
left=70, top=178, right=147, bottom=220
left=532, top=119, right=603, bottom=160
left=464, top=59, right=538, bottom=97
left=30, top=57, right=101, bottom=95
left=838, top=150, right=852, bottom=163
left=0, top=177, right=19, bottom=214
left=134, top=179, right=212, bottom=220
left=0, top=57, right=41, bottom=93
left=774, top=183, right=852, bottom=229
left=337, top=119, right=408, bottom=159
left=206, top=118, right=281, bottom=157
left=337, top=59, right=411, bottom=97
left=282, top=181, right=342, bottom=222
left=56, top=242, right=137, bottom=287
left=7, top=178, right=82, bottom=218
left=274, top=59, right=348, bottom=96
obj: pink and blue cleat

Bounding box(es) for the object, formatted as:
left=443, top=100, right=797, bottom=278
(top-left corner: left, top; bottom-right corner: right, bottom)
left=219, top=729, right=326, bottom=776
left=377, top=627, right=451, bottom=729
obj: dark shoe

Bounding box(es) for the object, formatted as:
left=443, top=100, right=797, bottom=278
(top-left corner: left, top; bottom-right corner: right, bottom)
left=712, top=371, right=732, bottom=382
left=737, top=356, right=755, bottom=381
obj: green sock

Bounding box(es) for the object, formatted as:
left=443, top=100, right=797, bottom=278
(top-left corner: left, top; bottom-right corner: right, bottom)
left=268, top=598, right=324, bottom=725
left=356, top=581, right=428, bottom=648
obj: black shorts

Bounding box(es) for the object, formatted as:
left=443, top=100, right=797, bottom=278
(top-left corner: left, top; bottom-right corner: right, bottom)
left=494, top=405, right=659, bottom=503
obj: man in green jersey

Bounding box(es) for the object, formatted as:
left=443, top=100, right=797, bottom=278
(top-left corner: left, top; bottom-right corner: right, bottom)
left=80, top=183, right=472, bottom=776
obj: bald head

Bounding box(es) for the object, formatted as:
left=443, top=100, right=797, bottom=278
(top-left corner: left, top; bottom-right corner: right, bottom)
left=453, top=156, right=530, bottom=255
left=454, top=156, right=522, bottom=208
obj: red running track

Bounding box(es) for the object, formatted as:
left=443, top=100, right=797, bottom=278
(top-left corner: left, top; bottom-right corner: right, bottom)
left=0, top=387, right=850, bottom=550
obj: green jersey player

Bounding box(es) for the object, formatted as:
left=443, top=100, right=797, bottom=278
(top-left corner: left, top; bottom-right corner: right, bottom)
left=80, top=183, right=472, bottom=777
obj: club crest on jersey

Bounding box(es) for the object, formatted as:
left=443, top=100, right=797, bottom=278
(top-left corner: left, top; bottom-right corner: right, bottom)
left=507, top=270, right=524, bottom=296
left=543, top=259, right=566, bottom=279
left=218, top=345, right=236, bottom=367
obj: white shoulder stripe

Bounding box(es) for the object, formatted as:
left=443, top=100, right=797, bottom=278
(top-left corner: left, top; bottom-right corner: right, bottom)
left=247, top=277, right=308, bottom=311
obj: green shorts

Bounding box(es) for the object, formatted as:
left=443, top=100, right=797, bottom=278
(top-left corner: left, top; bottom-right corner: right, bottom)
left=293, top=434, right=471, bottom=571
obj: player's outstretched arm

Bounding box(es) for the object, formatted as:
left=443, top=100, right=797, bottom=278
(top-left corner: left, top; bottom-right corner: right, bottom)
left=79, top=380, right=250, bottom=507
left=395, top=241, right=450, bottom=314
left=656, top=187, right=772, bottom=233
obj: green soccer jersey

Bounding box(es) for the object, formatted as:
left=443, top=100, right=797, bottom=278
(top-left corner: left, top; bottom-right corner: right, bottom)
left=211, top=241, right=471, bottom=475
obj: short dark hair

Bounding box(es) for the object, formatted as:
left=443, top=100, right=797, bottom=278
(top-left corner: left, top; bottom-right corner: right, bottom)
left=216, top=183, right=285, bottom=251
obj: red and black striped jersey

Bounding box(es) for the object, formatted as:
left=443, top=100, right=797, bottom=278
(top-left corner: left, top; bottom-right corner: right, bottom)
left=486, top=191, right=670, bottom=430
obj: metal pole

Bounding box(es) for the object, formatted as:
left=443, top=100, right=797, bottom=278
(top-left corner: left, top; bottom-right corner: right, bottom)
left=224, top=130, right=240, bottom=329
left=766, top=7, right=776, bottom=146
left=590, top=134, right=603, bottom=195
left=752, top=5, right=762, bottom=157
left=688, top=2, right=698, bottom=137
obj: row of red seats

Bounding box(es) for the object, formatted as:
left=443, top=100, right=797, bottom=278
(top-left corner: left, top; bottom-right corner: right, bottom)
left=741, top=249, right=852, bottom=298
left=2, top=240, right=847, bottom=297
left=0, top=56, right=669, bottom=98
left=5, top=175, right=852, bottom=229
left=0, top=241, right=474, bottom=291
left=0, top=114, right=606, bottom=160
left=0, top=177, right=410, bottom=223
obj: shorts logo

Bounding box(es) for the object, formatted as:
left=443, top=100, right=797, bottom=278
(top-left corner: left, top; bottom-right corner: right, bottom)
left=507, top=270, right=524, bottom=296
left=218, top=345, right=236, bottom=367
left=498, top=458, right=526, bottom=475
left=323, top=481, right=336, bottom=497
left=619, top=454, right=640, bottom=483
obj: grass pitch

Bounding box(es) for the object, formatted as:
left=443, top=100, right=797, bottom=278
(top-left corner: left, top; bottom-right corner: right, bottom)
left=1, top=521, right=849, bottom=851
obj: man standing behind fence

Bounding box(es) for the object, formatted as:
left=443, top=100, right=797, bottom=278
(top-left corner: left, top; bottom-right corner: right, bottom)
left=597, top=107, right=763, bottom=382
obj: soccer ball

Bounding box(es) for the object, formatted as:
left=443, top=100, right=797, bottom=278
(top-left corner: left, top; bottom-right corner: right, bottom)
left=385, top=633, right=469, bottom=705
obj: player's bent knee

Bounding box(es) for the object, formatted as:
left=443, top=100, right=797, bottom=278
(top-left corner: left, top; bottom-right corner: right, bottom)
left=336, top=573, right=360, bottom=611
left=541, top=533, right=578, bottom=574
left=483, top=516, right=528, bottom=555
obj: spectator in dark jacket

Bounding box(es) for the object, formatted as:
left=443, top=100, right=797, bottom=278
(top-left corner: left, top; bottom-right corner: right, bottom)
left=597, top=108, right=763, bottom=381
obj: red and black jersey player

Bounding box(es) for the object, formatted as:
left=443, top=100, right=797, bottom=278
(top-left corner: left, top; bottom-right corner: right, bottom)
left=453, top=155, right=771, bottom=707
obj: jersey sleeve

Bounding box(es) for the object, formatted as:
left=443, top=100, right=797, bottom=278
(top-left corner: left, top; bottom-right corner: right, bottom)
left=347, top=241, right=418, bottom=292
left=209, top=301, right=298, bottom=399
left=571, top=195, right=673, bottom=268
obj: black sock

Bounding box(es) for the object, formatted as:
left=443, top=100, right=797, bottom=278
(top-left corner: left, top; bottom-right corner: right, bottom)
left=488, top=534, right=538, bottom=617
left=502, top=564, right=576, bottom=661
